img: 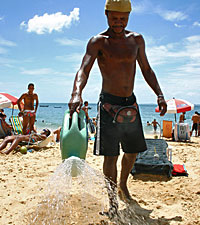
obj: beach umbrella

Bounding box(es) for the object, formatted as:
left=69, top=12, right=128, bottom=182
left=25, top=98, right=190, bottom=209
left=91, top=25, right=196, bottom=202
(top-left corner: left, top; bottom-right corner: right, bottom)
left=0, top=93, right=23, bottom=114
left=155, top=98, right=194, bottom=122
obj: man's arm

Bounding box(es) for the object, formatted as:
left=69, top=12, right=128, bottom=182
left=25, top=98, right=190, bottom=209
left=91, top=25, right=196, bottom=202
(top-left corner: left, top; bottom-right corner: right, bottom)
left=136, top=35, right=167, bottom=116
left=17, top=94, right=25, bottom=112
left=34, top=94, right=39, bottom=113
left=68, top=37, right=100, bottom=116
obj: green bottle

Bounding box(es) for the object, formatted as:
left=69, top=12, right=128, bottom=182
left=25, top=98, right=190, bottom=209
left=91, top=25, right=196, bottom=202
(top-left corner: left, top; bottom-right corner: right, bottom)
left=60, top=109, right=88, bottom=160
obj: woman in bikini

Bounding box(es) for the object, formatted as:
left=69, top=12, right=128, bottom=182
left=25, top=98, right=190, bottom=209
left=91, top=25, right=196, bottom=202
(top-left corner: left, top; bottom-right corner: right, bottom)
left=0, top=129, right=51, bottom=155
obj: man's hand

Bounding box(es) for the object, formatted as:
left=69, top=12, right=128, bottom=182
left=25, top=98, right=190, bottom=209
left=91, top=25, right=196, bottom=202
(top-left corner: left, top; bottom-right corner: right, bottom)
left=68, top=94, right=83, bottom=118
left=157, top=96, right=167, bottom=116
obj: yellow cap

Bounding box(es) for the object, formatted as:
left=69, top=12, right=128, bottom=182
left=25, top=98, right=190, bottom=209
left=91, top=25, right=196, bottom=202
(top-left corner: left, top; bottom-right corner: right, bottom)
left=105, top=0, right=132, bottom=13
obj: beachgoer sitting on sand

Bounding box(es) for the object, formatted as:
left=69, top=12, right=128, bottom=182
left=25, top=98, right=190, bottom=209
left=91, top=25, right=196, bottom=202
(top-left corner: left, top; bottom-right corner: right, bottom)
left=0, top=109, right=6, bottom=116
left=0, top=112, right=12, bottom=136
left=0, top=128, right=51, bottom=155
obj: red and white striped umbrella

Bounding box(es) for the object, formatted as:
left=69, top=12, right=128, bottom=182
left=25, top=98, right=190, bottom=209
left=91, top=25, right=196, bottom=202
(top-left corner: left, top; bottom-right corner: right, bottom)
left=155, top=98, right=194, bottom=114
left=0, top=93, right=20, bottom=109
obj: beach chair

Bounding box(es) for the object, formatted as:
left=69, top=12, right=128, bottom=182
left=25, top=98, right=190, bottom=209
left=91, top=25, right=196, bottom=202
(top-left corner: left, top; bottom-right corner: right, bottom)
left=0, top=119, right=6, bottom=138
left=131, top=139, right=173, bottom=178
left=162, top=120, right=173, bottom=138
left=10, top=116, right=23, bottom=135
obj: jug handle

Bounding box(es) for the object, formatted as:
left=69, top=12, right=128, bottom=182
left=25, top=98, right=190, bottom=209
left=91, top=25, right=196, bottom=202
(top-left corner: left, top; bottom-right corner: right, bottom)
left=71, top=111, right=80, bottom=131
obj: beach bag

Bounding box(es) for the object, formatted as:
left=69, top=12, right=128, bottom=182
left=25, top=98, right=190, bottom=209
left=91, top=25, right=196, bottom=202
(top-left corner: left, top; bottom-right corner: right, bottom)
left=102, top=102, right=138, bottom=124
left=172, top=164, right=188, bottom=176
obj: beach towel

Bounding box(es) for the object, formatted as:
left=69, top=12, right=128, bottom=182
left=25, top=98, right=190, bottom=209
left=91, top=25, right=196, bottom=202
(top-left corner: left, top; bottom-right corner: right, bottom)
left=131, top=139, right=173, bottom=178
left=172, top=164, right=188, bottom=176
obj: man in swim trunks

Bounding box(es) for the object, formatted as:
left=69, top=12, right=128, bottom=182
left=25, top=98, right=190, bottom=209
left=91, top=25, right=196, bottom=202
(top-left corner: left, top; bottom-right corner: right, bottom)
left=68, top=0, right=167, bottom=214
left=151, top=119, right=159, bottom=132
left=17, top=83, right=39, bottom=134
left=0, top=128, right=51, bottom=155
left=191, top=111, right=200, bottom=137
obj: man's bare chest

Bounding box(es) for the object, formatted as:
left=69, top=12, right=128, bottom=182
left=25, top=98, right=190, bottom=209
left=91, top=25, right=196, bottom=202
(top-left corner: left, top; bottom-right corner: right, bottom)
left=24, top=95, right=35, bottom=103
left=100, top=40, right=138, bottom=62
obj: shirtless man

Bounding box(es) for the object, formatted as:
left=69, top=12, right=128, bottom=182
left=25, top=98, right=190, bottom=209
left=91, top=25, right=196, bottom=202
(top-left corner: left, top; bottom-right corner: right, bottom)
left=17, top=83, right=39, bottom=134
left=151, top=119, right=159, bottom=132
left=82, top=101, right=90, bottom=123
left=191, top=111, right=200, bottom=136
left=68, top=0, right=167, bottom=214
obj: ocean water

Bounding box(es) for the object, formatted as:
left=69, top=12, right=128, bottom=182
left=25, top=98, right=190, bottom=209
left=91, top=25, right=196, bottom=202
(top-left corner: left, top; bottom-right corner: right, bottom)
left=3, top=103, right=200, bottom=135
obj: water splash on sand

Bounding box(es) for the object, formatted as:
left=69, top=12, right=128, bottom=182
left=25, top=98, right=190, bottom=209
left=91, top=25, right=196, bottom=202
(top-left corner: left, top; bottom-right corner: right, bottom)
left=27, top=156, right=109, bottom=224
left=27, top=156, right=152, bottom=225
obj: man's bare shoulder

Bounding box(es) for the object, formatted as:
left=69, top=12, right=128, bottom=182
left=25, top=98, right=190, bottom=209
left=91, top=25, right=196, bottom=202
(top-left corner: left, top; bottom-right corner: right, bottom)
left=19, top=93, right=28, bottom=98
left=89, top=31, right=108, bottom=44
left=126, top=31, right=144, bottom=43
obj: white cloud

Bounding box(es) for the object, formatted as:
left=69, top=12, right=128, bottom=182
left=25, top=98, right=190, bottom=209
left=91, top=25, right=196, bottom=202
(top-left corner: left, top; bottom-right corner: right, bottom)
left=146, top=35, right=200, bottom=65
left=155, top=8, right=188, bottom=22
left=143, top=35, right=200, bottom=102
left=55, top=38, right=86, bottom=47
left=56, top=53, right=84, bottom=63
left=193, top=21, right=200, bottom=27
left=132, top=0, right=150, bottom=14
left=20, top=8, right=80, bottom=34
left=0, top=37, right=16, bottom=47
left=20, top=67, right=75, bottom=77
left=0, top=47, right=7, bottom=54
left=0, top=17, right=3, bottom=21
left=174, top=23, right=184, bottom=28
left=132, top=1, right=188, bottom=22
left=21, top=68, right=54, bottom=75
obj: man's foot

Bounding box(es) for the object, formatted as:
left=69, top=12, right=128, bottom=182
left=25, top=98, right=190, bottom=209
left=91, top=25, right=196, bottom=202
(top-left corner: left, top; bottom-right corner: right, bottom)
left=118, top=185, right=135, bottom=204
left=99, top=205, right=118, bottom=220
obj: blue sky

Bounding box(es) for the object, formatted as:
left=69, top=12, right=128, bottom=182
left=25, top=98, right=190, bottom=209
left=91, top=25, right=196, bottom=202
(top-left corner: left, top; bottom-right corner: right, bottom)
left=0, top=0, right=200, bottom=104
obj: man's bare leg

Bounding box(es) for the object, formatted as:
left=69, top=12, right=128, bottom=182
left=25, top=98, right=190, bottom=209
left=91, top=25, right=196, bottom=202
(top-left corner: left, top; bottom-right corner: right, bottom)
left=119, top=153, right=137, bottom=201
left=103, top=156, right=119, bottom=215
left=29, top=115, right=36, bottom=133
left=22, top=116, right=29, bottom=134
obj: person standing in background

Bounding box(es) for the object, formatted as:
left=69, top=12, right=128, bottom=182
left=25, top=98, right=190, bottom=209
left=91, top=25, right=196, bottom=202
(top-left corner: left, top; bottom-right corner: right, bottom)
left=17, top=83, right=39, bottom=134
left=191, top=111, right=200, bottom=137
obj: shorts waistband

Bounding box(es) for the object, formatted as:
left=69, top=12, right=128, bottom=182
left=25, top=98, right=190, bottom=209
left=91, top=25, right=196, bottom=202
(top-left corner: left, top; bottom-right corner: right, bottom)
left=99, top=91, right=136, bottom=105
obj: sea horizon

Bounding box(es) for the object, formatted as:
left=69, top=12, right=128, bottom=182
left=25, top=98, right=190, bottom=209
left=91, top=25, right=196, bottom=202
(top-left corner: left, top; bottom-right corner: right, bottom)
left=3, top=103, right=200, bottom=136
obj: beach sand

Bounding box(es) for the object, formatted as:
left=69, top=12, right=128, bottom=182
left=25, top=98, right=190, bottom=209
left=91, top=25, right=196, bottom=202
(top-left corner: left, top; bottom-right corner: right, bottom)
left=0, top=135, right=200, bottom=225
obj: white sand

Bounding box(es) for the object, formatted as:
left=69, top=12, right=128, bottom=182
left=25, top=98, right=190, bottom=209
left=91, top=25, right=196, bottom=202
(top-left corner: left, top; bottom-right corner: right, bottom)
left=0, top=136, right=200, bottom=225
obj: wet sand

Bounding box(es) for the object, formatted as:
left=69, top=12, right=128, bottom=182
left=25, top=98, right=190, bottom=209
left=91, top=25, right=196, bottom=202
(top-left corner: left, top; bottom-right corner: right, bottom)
left=0, top=135, right=200, bottom=225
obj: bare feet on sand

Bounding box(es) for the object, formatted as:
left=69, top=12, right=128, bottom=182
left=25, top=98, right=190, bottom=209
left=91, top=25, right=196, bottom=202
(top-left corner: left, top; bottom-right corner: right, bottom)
left=118, top=184, right=135, bottom=204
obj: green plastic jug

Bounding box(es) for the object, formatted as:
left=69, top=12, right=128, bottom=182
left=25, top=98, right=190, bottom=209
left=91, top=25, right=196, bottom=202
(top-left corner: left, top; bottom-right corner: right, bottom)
left=60, top=109, right=88, bottom=160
